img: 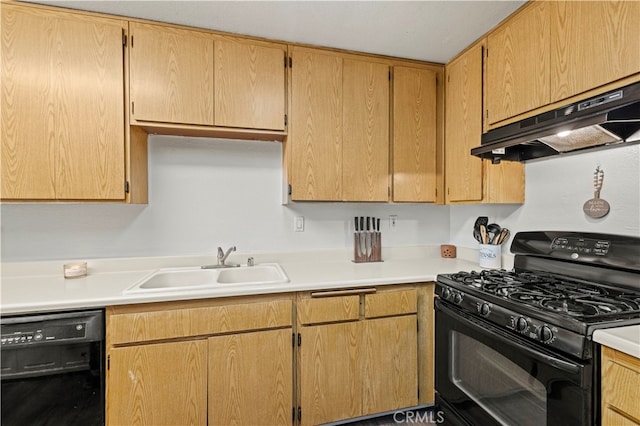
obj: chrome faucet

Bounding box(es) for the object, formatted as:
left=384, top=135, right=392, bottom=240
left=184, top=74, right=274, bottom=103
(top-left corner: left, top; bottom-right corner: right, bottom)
left=218, top=246, right=236, bottom=265
left=203, top=246, right=239, bottom=269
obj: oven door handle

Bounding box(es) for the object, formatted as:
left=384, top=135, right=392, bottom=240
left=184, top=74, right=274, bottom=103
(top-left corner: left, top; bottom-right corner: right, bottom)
left=437, top=300, right=582, bottom=375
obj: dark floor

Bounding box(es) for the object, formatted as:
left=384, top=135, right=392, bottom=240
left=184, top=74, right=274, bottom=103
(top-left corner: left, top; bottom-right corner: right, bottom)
left=334, top=408, right=439, bottom=426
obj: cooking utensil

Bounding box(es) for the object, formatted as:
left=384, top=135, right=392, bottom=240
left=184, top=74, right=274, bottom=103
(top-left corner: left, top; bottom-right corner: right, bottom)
left=473, top=216, right=488, bottom=242
left=487, top=223, right=501, bottom=244
left=496, top=228, right=510, bottom=245
left=479, top=224, right=489, bottom=244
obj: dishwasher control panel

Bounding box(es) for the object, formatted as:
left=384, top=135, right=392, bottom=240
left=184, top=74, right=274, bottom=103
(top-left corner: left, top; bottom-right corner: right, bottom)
left=1, top=310, right=103, bottom=348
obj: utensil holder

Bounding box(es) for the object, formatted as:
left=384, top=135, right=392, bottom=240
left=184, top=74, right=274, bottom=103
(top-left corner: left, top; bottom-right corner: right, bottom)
left=353, top=232, right=382, bottom=263
left=479, top=244, right=501, bottom=269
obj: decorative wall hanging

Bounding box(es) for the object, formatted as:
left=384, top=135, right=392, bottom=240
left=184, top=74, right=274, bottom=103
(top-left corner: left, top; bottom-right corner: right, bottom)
left=583, top=166, right=610, bottom=218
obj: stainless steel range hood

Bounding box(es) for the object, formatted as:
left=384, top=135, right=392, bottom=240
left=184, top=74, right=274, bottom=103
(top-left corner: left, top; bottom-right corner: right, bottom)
left=472, top=82, right=640, bottom=162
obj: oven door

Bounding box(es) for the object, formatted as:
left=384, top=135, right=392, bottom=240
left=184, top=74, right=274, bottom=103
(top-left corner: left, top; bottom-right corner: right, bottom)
left=435, top=299, right=593, bottom=426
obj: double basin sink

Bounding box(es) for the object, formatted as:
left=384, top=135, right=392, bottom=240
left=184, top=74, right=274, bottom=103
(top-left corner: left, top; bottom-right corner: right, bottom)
left=124, top=263, right=289, bottom=294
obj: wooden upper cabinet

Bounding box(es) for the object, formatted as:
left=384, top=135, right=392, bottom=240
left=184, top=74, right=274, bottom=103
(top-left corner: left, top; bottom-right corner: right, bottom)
left=485, top=1, right=550, bottom=125
left=289, top=47, right=343, bottom=201
left=392, top=66, right=437, bottom=202
left=445, top=44, right=484, bottom=203
left=550, top=1, right=640, bottom=102
left=289, top=48, right=391, bottom=202
left=445, top=41, right=524, bottom=204
left=1, top=4, right=126, bottom=201
left=214, top=39, right=286, bottom=130
left=129, top=22, right=214, bottom=125
left=342, top=59, right=390, bottom=202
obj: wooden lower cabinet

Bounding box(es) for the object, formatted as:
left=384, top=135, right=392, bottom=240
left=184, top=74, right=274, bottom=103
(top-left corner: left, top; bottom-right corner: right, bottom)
left=105, top=296, right=294, bottom=426
left=362, top=316, right=418, bottom=415
left=297, top=286, right=422, bottom=425
left=209, top=329, right=293, bottom=425
left=299, top=321, right=362, bottom=425
left=106, top=284, right=433, bottom=426
left=107, top=340, right=208, bottom=425
left=601, top=346, right=640, bottom=426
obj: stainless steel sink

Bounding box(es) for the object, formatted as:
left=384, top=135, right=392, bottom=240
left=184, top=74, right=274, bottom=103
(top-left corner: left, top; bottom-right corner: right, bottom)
left=123, top=263, right=289, bottom=294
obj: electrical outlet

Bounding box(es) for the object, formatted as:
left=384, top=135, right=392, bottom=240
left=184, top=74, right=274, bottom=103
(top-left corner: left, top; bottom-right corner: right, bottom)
left=389, top=215, right=398, bottom=229
left=294, top=216, right=305, bottom=232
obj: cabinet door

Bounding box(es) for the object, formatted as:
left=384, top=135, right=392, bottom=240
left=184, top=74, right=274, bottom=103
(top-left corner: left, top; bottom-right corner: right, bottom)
left=486, top=2, right=550, bottom=125
left=209, top=329, right=292, bottom=426
left=214, top=40, right=286, bottom=130
left=551, top=1, right=640, bottom=102
left=483, top=160, right=525, bottom=204
left=445, top=44, right=484, bottom=203
left=130, top=22, right=214, bottom=125
left=299, top=322, right=361, bottom=425
left=342, top=59, right=390, bottom=201
left=392, top=67, right=437, bottom=202
left=289, top=48, right=343, bottom=201
left=1, top=5, right=125, bottom=200
left=362, top=315, right=418, bottom=415
left=107, top=340, right=207, bottom=426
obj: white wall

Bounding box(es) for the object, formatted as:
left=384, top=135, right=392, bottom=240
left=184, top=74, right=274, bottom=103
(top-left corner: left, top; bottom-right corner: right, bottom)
left=2, top=137, right=638, bottom=262
left=0, top=136, right=450, bottom=261
left=450, top=144, right=640, bottom=249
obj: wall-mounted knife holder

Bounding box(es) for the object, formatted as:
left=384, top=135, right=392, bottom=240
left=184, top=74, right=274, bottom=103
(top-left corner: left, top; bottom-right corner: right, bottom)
left=353, top=231, right=382, bottom=263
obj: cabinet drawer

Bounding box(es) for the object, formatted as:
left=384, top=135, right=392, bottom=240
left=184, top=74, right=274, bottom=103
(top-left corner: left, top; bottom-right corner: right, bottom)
left=602, top=346, right=640, bottom=422
left=298, top=295, right=360, bottom=325
left=108, top=299, right=292, bottom=345
left=364, top=289, right=417, bottom=318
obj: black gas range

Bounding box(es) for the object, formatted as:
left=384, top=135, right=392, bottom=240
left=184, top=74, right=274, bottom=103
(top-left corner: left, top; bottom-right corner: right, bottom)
left=434, top=231, right=640, bottom=426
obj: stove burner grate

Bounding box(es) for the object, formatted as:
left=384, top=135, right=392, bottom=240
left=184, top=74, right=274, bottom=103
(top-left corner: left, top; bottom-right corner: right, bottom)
left=446, top=270, right=640, bottom=319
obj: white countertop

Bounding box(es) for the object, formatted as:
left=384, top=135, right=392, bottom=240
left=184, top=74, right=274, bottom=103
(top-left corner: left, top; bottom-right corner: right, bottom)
left=593, top=325, right=640, bottom=359
left=1, top=246, right=494, bottom=315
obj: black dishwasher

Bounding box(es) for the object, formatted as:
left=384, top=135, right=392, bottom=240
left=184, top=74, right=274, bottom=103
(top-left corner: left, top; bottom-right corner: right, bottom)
left=1, top=309, right=105, bottom=426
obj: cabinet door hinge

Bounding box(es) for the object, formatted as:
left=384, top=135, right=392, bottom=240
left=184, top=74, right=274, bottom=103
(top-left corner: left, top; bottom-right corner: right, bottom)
left=289, top=56, right=292, bottom=68
left=122, top=31, right=127, bottom=47
left=389, top=70, right=391, bottom=81
left=292, top=332, right=296, bottom=347
left=297, top=333, right=302, bottom=346
left=124, top=181, right=130, bottom=194
left=107, top=354, right=110, bottom=370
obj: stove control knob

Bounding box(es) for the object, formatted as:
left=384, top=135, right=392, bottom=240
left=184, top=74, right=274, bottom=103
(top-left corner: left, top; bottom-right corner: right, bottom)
left=515, top=317, right=528, bottom=332
left=453, top=292, right=463, bottom=304
left=479, top=303, right=491, bottom=316
left=441, top=288, right=451, bottom=300
left=538, top=326, right=554, bottom=343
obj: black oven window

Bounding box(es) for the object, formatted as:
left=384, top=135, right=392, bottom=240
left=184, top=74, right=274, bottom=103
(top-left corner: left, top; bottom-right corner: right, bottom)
left=450, top=331, right=547, bottom=426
